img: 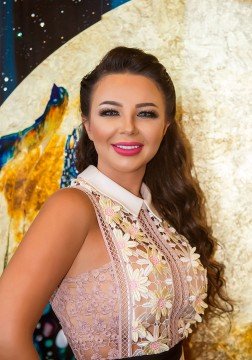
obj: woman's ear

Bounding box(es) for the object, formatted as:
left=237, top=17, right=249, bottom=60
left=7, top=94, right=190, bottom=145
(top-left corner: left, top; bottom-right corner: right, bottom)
left=82, top=116, right=93, bottom=141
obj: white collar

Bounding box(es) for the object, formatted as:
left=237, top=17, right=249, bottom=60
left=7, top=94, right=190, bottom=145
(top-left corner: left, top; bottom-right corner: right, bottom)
left=77, top=165, right=162, bottom=222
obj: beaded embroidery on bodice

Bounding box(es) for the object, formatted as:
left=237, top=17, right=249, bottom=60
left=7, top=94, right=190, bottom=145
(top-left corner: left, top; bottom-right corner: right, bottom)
left=50, top=167, right=208, bottom=360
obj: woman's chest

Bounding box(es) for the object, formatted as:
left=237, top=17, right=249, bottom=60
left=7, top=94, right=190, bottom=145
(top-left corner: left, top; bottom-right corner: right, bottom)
left=90, top=195, right=208, bottom=347
left=51, top=190, right=208, bottom=358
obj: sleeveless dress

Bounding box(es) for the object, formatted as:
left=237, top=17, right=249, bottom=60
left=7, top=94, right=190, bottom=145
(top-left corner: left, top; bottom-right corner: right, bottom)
left=50, top=165, right=208, bottom=360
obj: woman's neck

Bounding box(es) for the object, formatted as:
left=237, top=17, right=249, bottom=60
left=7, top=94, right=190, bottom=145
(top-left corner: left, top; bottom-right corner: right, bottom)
left=96, top=163, right=145, bottom=198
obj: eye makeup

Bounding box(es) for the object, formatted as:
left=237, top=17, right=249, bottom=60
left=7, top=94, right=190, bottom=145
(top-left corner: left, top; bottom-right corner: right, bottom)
left=98, top=108, right=159, bottom=118
left=99, top=108, right=119, bottom=116
left=137, top=111, right=158, bottom=118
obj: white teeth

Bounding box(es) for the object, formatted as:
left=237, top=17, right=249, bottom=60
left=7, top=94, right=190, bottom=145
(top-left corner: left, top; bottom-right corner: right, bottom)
left=115, top=145, right=140, bottom=149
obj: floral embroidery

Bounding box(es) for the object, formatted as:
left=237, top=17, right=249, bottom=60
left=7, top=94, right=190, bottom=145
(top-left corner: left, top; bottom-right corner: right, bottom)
left=139, top=330, right=170, bottom=355
left=99, top=196, right=122, bottom=226
left=186, top=275, right=193, bottom=282
left=180, top=246, right=201, bottom=269
left=194, top=312, right=203, bottom=322
left=126, top=264, right=151, bottom=302
left=143, top=287, right=172, bottom=321
left=136, top=246, right=167, bottom=275
left=112, top=228, right=138, bottom=262
left=91, top=354, right=103, bottom=360
left=121, top=219, right=146, bottom=242
left=107, top=347, right=119, bottom=359
left=132, top=318, right=148, bottom=342
left=165, top=277, right=173, bottom=286
left=178, top=318, right=195, bottom=337
left=189, top=286, right=208, bottom=314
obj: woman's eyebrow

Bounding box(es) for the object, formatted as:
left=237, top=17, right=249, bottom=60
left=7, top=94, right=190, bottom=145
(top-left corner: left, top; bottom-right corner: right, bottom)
left=136, top=102, right=158, bottom=108
left=99, top=101, right=158, bottom=108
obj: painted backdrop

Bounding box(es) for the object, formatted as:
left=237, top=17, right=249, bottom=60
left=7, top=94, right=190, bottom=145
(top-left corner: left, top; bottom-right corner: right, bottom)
left=0, top=0, right=251, bottom=359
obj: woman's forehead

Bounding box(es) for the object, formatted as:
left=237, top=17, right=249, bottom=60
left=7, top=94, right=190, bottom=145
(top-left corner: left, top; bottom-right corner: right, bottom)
left=91, top=73, right=165, bottom=105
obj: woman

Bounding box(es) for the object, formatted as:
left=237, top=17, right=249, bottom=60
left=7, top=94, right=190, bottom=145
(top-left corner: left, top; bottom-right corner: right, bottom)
left=0, top=46, right=233, bottom=359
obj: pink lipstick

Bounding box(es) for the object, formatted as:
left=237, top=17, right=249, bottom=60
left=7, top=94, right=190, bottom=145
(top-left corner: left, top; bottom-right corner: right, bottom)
left=112, top=142, right=144, bottom=156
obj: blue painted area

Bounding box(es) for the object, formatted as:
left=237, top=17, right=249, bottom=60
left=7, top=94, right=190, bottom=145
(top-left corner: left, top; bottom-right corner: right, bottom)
left=0, top=84, right=67, bottom=170
left=111, top=0, right=131, bottom=8
left=0, top=1, right=17, bottom=104
left=43, top=303, right=51, bottom=315
left=60, top=127, right=79, bottom=188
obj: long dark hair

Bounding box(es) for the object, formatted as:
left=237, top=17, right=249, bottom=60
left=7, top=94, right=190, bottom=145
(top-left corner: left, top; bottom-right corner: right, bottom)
left=76, top=46, right=235, bottom=320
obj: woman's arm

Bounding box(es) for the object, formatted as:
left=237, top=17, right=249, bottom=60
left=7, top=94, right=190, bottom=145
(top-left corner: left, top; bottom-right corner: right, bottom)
left=0, top=188, right=93, bottom=359
left=0, top=340, right=39, bottom=360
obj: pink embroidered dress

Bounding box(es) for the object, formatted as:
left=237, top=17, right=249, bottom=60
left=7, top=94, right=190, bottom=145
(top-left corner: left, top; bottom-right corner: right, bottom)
left=50, top=165, right=208, bottom=360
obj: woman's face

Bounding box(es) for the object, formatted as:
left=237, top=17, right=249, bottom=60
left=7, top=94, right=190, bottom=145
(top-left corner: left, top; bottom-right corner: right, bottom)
left=84, top=73, right=169, bottom=177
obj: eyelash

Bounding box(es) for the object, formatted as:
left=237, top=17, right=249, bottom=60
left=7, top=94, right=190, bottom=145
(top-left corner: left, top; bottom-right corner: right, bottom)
left=99, top=108, right=158, bottom=118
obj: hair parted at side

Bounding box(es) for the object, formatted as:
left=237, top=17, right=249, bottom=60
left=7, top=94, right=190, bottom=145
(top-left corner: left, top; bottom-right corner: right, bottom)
left=76, top=46, right=235, bottom=321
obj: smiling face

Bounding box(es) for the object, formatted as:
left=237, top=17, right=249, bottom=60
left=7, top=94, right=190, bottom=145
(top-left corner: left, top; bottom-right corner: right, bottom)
left=83, top=73, right=169, bottom=181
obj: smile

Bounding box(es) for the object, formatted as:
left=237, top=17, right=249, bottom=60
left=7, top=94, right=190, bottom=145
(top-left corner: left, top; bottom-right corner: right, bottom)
left=114, top=145, right=140, bottom=149
left=112, top=144, right=143, bottom=156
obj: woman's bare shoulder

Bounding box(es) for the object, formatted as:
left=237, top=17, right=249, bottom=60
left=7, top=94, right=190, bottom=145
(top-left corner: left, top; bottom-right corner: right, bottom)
left=42, top=186, right=95, bottom=219
left=0, top=186, right=96, bottom=336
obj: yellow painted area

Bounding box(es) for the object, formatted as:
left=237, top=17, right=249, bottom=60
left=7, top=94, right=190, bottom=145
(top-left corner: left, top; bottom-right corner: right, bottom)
left=0, top=95, right=68, bottom=266
left=218, top=324, right=252, bottom=360
left=183, top=322, right=252, bottom=359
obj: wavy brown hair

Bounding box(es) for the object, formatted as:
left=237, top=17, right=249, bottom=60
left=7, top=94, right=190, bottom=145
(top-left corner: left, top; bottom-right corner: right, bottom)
left=76, top=46, right=235, bottom=320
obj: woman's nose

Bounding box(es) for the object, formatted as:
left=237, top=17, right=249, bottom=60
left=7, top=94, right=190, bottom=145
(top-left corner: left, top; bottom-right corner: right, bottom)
left=119, top=115, right=138, bottom=135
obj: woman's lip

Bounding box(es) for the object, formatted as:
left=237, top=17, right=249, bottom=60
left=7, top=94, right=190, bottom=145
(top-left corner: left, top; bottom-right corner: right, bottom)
left=112, top=142, right=143, bottom=146
left=112, top=144, right=143, bottom=156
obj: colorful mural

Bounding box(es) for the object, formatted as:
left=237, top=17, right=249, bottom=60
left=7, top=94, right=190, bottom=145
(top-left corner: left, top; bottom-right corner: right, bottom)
left=0, top=85, right=75, bottom=358
left=0, top=85, right=69, bottom=266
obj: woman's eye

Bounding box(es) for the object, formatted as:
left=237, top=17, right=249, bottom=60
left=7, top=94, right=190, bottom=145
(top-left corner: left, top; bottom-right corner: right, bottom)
left=138, top=111, right=158, bottom=118
left=98, top=109, right=158, bottom=118
left=99, top=109, right=119, bottom=117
